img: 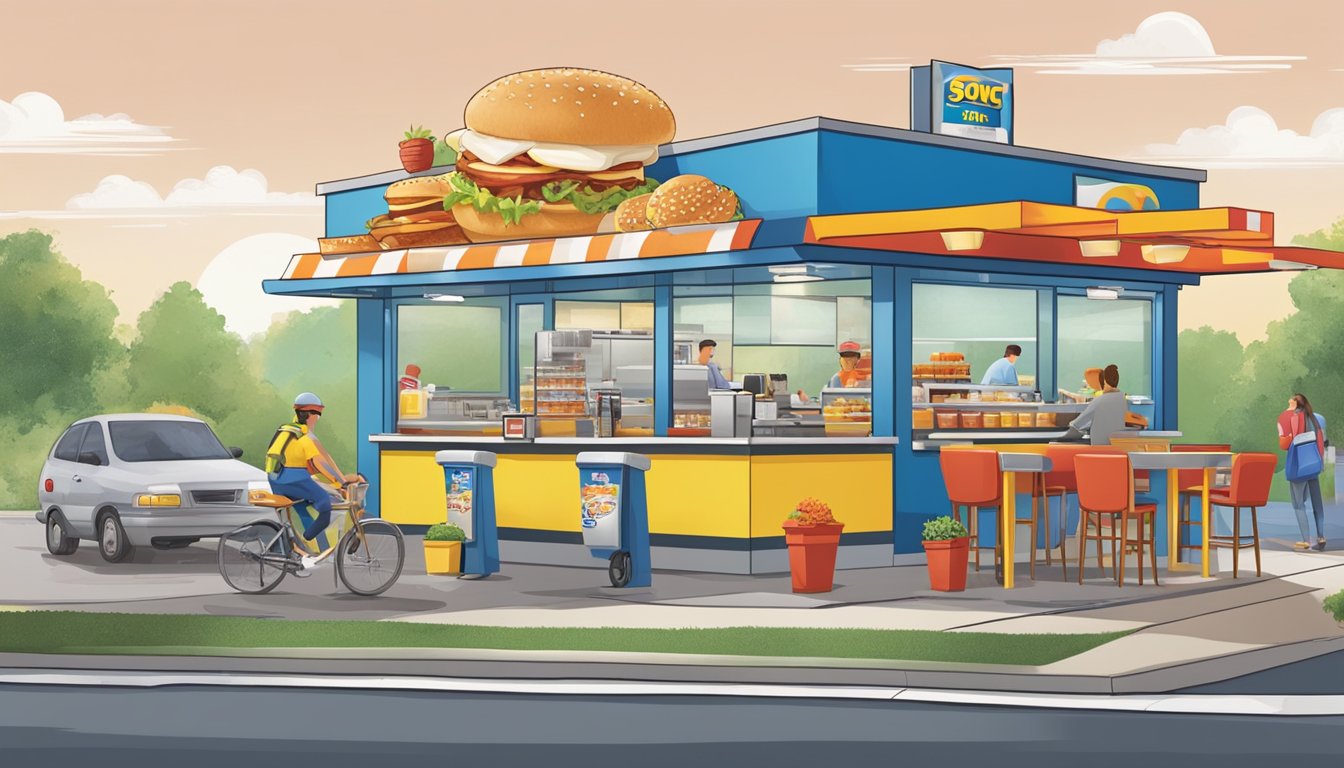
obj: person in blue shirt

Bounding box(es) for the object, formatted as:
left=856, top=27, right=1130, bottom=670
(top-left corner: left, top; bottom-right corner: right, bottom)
left=698, top=339, right=734, bottom=389
left=981, top=344, right=1021, bottom=386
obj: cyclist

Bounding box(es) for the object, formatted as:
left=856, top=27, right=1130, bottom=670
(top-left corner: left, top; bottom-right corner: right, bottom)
left=265, top=393, right=357, bottom=573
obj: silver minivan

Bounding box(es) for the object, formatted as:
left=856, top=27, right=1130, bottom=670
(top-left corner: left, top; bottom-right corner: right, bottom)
left=36, top=414, right=270, bottom=562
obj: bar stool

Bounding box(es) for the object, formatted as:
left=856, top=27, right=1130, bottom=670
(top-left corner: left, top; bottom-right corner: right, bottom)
left=1207, top=453, right=1276, bottom=578
left=1029, top=444, right=1086, bottom=580
left=1173, top=444, right=1231, bottom=559
left=939, top=449, right=1001, bottom=573
left=1075, top=453, right=1159, bottom=587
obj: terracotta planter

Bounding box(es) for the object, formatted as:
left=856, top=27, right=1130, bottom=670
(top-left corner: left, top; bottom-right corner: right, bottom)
left=782, top=521, right=844, bottom=593
left=424, top=539, right=461, bottom=575
left=922, top=537, right=969, bottom=592
left=399, top=138, right=435, bottom=173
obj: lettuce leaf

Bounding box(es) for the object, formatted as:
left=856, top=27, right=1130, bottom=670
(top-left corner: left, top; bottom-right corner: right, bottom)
left=441, top=172, right=660, bottom=226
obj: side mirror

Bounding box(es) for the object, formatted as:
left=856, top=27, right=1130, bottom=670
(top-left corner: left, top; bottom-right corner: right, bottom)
left=229, top=446, right=244, bottom=459
left=77, top=452, right=103, bottom=467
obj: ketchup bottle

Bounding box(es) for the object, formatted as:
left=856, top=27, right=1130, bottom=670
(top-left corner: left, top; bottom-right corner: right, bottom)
left=398, top=364, right=422, bottom=391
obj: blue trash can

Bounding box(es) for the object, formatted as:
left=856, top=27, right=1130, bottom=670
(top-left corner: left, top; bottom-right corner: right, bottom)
left=575, top=452, right=651, bottom=588
left=434, top=450, right=500, bottom=578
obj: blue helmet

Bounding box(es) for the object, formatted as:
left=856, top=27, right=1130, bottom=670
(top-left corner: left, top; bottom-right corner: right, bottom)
left=293, top=392, right=325, bottom=412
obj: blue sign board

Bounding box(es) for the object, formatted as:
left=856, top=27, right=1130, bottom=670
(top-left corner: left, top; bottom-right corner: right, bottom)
left=911, top=60, right=1015, bottom=145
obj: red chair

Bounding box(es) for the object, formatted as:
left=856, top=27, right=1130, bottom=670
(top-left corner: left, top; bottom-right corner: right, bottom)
left=939, top=449, right=1002, bottom=573
left=1207, top=453, right=1276, bottom=578
left=1075, top=453, right=1159, bottom=587
left=1172, top=444, right=1232, bottom=560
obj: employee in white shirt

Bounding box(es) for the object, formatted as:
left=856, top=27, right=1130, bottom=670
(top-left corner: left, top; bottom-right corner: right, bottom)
left=698, top=339, right=734, bottom=389
left=981, top=344, right=1021, bottom=386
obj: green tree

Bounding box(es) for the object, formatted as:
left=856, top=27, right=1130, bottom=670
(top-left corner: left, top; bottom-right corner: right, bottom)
left=1177, top=327, right=1244, bottom=446
left=0, top=231, right=121, bottom=429
left=250, top=302, right=358, bottom=472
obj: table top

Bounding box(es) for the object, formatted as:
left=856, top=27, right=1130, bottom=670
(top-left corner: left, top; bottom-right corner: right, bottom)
left=1128, top=451, right=1233, bottom=470
left=999, top=452, right=1052, bottom=473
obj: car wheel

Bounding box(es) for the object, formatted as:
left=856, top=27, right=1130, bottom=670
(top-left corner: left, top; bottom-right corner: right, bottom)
left=97, top=511, right=133, bottom=563
left=45, top=511, right=80, bottom=556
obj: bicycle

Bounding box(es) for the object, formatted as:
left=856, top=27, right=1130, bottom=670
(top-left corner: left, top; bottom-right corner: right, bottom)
left=217, top=478, right=405, bottom=596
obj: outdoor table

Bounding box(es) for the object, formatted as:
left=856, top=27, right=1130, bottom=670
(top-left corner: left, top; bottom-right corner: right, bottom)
left=1127, top=451, right=1234, bottom=578
left=998, top=452, right=1052, bottom=589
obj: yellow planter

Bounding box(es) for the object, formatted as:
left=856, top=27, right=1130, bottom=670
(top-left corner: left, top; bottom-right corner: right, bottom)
left=424, top=540, right=462, bottom=575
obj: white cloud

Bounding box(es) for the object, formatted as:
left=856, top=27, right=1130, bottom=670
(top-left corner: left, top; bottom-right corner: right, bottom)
left=0, top=166, right=321, bottom=219
left=0, top=91, right=179, bottom=154
left=841, top=58, right=913, bottom=73
left=196, top=233, right=339, bottom=339
left=991, top=12, right=1302, bottom=75
left=1141, top=106, right=1344, bottom=168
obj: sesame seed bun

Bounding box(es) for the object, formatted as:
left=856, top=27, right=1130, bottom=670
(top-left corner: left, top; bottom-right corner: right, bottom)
left=384, top=173, right=453, bottom=203
left=465, top=69, right=675, bottom=147
left=451, top=202, right=606, bottom=243
left=614, top=193, right=654, bottom=232
left=644, top=175, right=739, bottom=229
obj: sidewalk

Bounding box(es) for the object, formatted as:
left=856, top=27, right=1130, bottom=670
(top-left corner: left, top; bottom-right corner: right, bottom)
left=3, top=505, right=1344, bottom=694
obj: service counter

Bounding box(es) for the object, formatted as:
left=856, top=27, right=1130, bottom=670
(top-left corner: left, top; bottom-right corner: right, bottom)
left=369, top=434, right=899, bottom=575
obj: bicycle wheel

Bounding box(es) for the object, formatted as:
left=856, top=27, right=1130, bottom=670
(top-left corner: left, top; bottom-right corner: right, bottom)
left=337, top=519, right=404, bottom=596
left=218, top=520, right=288, bottom=594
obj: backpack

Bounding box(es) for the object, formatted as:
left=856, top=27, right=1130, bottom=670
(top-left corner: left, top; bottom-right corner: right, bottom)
left=264, top=423, right=304, bottom=479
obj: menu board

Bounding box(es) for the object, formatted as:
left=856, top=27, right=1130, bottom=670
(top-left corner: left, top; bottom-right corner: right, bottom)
left=446, top=468, right=474, bottom=540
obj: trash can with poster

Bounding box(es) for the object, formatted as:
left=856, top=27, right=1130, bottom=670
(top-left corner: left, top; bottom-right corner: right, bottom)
left=575, top=451, right=651, bottom=588
left=433, top=450, right=500, bottom=578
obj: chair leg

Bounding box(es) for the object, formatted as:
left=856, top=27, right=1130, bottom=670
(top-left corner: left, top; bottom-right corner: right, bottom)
left=1232, top=506, right=1240, bottom=579
left=1058, top=492, right=1069, bottom=582
left=1136, top=515, right=1144, bottom=586
left=1119, top=514, right=1129, bottom=587
left=967, top=505, right=980, bottom=573
left=1077, top=510, right=1088, bottom=584
left=1149, top=514, right=1160, bottom=586
left=1028, top=491, right=1038, bottom=581
left=1252, top=507, right=1261, bottom=577
left=1097, top=514, right=1108, bottom=574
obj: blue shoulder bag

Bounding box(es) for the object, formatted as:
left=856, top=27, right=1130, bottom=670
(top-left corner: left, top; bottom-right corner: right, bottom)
left=1285, top=412, right=1323, bottom=482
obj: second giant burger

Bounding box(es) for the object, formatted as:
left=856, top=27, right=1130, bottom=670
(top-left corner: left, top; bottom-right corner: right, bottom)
left=444, top=68, right=674, bottom=242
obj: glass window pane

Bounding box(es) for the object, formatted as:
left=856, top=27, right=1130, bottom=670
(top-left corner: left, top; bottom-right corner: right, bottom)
left=912, top=284, right=1038, bottom=386
left=620, top=302, right=653, bottom=332
left=673, top=296, right=733, bottom=428
left=516, top=304, right=543, bottom=413
left=770, top=296, right=835, bottom=345
left=1057, top=297, right=1152, bottom=397
left=397, top=303, right=503, bottom=393
left=555, top=301, right=621, bottom=330
left=732, top=295, right=770, bottom=345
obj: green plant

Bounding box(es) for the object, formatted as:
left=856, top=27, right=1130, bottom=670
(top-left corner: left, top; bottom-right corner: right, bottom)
left=1324, top=589, right=1344, bottom=623
left=922, top=515, right=968, bottom=541
left=425, top=523, right=465, bottom=542
left=403, top=125, right=434, bottom=142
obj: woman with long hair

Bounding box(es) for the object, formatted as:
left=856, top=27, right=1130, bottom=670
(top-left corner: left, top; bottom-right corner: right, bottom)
left=1278, top=392, right=1327, bottom=551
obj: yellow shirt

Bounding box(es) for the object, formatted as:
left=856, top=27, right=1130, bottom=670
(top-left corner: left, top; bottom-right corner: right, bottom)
left=282, top=424, right=321, bottom=469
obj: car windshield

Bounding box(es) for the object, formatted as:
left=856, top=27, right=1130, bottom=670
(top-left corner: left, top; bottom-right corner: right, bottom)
left=108, top=420, right=232, bottom=462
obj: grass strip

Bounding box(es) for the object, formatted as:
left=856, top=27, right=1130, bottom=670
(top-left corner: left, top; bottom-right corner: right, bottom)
left=0, top=611, right=1129, bottom=666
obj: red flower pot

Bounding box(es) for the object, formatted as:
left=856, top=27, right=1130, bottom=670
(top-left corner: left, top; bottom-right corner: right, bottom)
left=399, top=138, right=435, bottom=173
left=922, top=537, right=969, bottom=592
left=783, top=521, right=844, bottom=593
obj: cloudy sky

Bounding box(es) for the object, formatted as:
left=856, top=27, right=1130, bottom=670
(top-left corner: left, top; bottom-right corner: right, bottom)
left=1, top=0, right=1342, bottom=342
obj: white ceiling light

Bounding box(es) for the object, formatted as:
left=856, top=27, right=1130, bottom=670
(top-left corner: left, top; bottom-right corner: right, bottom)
left=1086, top=286, right=1123, bottom=300
left=1268, top=260, right=1318, bottom=271
left=1140, top=244, right=1189, bottom=264
left=940, top=230, right=985, bottom=251
left=773, top=273, right=824, bottom=283
left=767, top=264, right=809, bottom=275
left=1079, top=239, right=1122, bottom=258
left=423, top=293, right=466, bottom=302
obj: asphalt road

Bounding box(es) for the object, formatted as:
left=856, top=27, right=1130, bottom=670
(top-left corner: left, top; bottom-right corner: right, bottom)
left=3, top=683, right=1342, bottom=767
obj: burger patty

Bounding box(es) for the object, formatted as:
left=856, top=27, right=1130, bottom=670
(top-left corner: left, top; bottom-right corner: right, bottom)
left=457, top=151, right=646, bottom=201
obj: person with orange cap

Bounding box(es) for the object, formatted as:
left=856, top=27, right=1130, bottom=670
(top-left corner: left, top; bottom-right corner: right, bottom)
left=796, top=341, right=866, bottom=402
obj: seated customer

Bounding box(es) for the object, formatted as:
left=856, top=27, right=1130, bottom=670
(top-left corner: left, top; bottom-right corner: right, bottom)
left=1068, top=364, right=1127, bottom=445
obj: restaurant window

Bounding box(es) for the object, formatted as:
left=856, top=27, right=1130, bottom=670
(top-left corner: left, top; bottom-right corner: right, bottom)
left=395, top=299, right=509, bottom=435
left=516, top=304, right=543, bottom=413
left=1057, top=295, right=1153, bottom=397
left=542, top=290, right=655, bottom=435
left=672, top=295, right=733, bottom=430
left=912, top=283, right=1038, bottom=388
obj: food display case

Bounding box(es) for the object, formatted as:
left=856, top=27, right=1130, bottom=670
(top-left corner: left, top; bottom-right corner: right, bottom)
left=911, top=382, right=1088, bottom=437
left=912, top=352, right=971, bottom=382
left=821, top=387, right=872, bottom=437
left=531, top=330, right=595, bottom=434
left=671, top=364, right=713, bottom=436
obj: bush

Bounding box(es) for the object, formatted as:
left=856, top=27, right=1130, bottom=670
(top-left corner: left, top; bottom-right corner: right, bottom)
left=1323, top=589, right=1344, bottom=623
left=922, top=515, right=969, bottom=542
left=786, top=497, right=841, bottom=526
left=424, top=523, right=465, bottom=542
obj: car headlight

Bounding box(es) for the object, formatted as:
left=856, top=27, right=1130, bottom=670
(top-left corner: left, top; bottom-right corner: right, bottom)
left=135, top=494, right=182, bottom=508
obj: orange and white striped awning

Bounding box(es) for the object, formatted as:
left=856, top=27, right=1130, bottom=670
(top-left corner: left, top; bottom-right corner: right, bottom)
left=281, top=220, right=762, bottom=280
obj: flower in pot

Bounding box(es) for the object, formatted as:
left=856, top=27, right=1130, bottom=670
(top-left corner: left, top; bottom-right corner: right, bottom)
left=399, top=125, right=436, bottom=173
left=424, top=522, right=465, bottom=575
left=781, top=498, right=844, bottom=593
left=921, top=515, right=970, bottom=592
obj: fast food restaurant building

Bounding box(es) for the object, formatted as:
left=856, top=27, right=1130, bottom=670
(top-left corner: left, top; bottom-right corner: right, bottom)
left=265, top=108, right=1344, bottom=575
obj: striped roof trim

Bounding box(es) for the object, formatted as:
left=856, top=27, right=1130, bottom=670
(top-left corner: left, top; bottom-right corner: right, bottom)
left=281, top=220, right=761, bottom=280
